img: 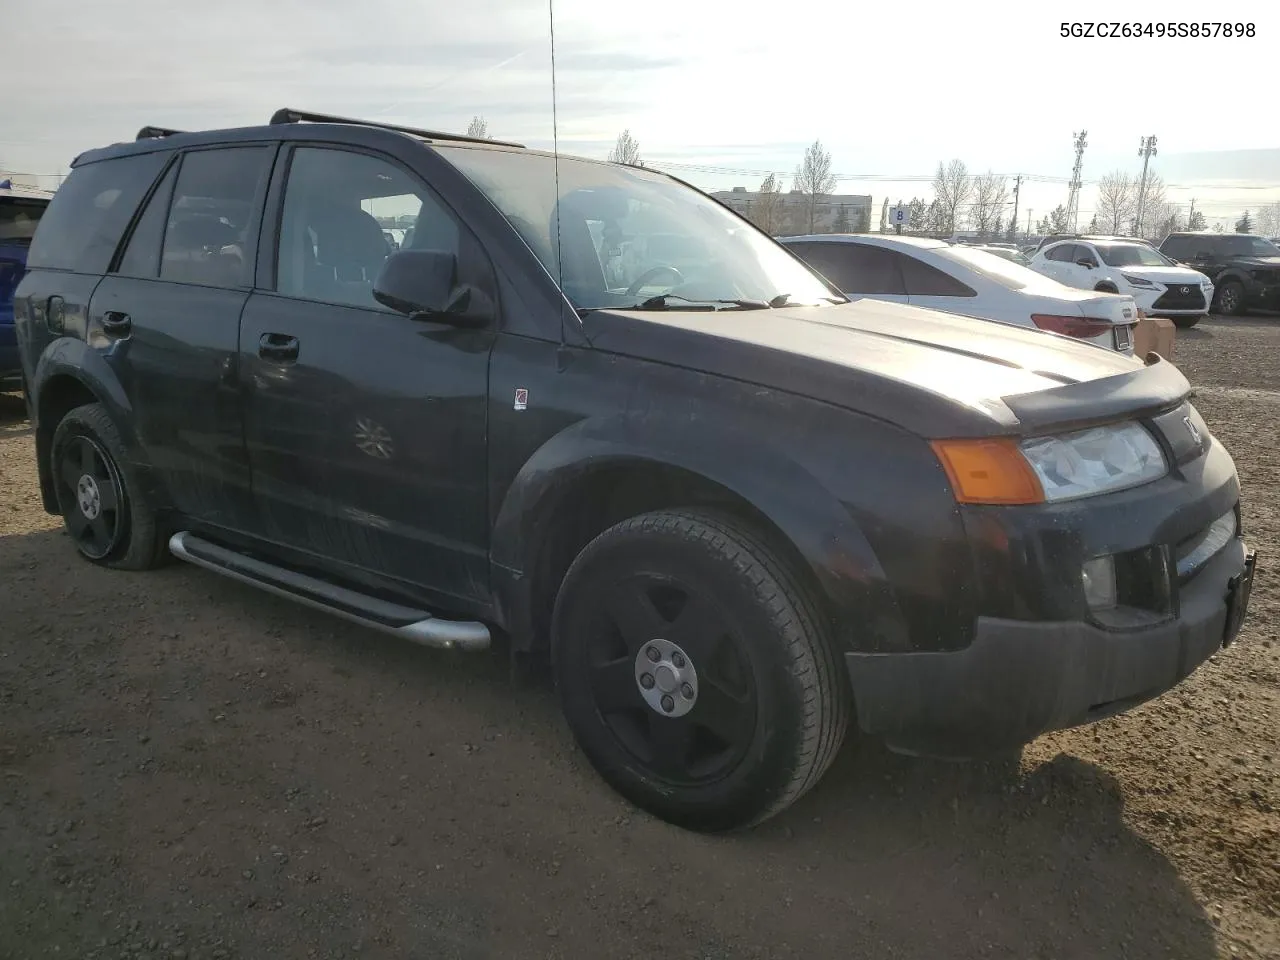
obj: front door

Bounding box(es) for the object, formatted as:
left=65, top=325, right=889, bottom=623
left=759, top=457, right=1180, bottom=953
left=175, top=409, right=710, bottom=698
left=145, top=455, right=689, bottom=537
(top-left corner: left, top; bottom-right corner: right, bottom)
left=88, top=144, right=277, bottom=532
left=239, top=144, right=495, bottom=607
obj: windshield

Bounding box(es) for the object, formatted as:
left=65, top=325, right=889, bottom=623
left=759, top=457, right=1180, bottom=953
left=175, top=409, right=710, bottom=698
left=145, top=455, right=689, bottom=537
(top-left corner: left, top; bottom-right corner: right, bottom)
left=938, top=244, right=1049, bottom=290
left=434, top=146, right=838, bottom=310
left=0, top=197, right=49, bottom=244
left=1221, top=236, right=1280, bottom=257
left=1095, top=243, right=1173, bottom=267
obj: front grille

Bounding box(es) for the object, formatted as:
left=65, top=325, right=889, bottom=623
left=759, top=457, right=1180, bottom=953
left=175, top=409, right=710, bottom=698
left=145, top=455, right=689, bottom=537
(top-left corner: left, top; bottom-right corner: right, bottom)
left=1152, top=284, right=1207, bottom=310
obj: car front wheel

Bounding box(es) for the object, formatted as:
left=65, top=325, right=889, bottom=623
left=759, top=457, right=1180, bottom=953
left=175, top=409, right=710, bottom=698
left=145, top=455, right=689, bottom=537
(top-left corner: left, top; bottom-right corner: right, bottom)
left=1215, top=280, right=1246, bottom=317
left=552, top=509, right=850, bottom=832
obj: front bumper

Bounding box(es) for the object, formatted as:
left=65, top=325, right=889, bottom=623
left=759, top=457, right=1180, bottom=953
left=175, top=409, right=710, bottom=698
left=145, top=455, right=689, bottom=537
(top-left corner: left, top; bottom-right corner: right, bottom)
left=846, top=538, right=1256, bottom=758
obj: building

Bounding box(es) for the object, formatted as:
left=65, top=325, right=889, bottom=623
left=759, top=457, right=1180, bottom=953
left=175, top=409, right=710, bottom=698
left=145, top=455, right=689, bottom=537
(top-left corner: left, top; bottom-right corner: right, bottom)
left=711, top=186, right=873, bottom=233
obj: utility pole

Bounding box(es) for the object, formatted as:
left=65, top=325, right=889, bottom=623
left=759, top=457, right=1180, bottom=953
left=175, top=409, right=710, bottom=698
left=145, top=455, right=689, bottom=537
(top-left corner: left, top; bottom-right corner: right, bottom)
left=1188, top=197, right=1196, bottom=228
left=1010, top=175, right=1023, bottom=240
left=1065, top=131, right=1087, bottom=231
left=1027, top=208, right=1033, bottom=238
left=1134, top=135, right=1158, bottom=237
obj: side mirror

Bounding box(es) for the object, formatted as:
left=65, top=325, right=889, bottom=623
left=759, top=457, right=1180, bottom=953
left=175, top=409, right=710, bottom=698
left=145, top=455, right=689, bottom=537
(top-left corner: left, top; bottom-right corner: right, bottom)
left=1076, top=258, right=1096, bottom=269
left=372, top=249, right=491, bottom=328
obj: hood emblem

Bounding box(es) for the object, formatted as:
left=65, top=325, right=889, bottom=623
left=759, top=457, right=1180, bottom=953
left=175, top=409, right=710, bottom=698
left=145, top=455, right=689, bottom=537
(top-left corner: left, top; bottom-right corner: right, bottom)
left=1181, top=285, right=1190, bottom=294
left=1183, top=416, right=1202, bottom=445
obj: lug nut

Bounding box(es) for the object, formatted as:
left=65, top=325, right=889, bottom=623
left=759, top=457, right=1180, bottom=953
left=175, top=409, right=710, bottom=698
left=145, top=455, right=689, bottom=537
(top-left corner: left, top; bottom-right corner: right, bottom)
left=640, top=673, right=655, bottom=690
left=646, top=646, right=661, bottom=662
left=672, top=652, right=686, bottom=668
left=681, top=682, right=694, bottom=699
left=661, top=695, right=675, bottom=713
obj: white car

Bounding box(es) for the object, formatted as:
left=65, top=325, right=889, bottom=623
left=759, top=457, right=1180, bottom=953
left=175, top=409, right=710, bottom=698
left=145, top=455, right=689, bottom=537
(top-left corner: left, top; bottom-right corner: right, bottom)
left=779, top=234, right=1138, bottom=355
left=1029, top=238, right=1213, bottom=328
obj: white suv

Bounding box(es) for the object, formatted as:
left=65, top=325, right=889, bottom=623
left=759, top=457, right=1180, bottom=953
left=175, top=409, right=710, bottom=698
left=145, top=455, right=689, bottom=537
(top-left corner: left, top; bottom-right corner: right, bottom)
left=1030, top=238, right=1213, bottom=328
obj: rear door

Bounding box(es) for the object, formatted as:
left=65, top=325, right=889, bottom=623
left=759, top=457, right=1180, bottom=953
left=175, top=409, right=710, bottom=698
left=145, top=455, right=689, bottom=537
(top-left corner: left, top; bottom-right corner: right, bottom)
left=1041, top=243, right=1082, bottom=286
left=88, top=144, right=277, bottom=532
left=238, top=143, right=495, bottom=607
left=786, top=241, right=908, bottom=304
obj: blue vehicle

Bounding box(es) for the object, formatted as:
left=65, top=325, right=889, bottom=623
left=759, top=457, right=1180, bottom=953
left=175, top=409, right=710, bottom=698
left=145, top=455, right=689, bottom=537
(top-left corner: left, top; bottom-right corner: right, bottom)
left=1, top=179, right=53, bottom=387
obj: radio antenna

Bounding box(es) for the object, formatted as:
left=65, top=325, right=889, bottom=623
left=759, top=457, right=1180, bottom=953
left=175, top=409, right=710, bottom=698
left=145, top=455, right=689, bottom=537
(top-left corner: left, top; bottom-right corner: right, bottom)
left=548, top=0, right=567, bottom=357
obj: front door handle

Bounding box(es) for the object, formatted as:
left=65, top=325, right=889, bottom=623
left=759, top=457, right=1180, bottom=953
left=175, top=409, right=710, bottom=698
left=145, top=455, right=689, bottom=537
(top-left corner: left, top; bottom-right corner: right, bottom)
left=258, top=332, right=300, bottom=363
left=101, top=310, right=131, bottom=336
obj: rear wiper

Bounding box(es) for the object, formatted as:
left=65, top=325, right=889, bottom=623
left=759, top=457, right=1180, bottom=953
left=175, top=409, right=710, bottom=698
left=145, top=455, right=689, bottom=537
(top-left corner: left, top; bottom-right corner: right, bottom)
left=633, top=294, right=771, bottom=311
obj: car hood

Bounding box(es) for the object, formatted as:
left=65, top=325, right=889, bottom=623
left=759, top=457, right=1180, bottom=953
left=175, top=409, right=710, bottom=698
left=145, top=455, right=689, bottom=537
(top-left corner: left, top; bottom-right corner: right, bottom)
left=582, top=298, right=1188, bottom=439
left=1119, top=265, right=1211, bottom=284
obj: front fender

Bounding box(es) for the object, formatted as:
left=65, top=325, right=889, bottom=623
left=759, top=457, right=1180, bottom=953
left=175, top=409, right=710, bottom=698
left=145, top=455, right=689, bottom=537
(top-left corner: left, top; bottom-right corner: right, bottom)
left=490, top=411, right=900, bottom=652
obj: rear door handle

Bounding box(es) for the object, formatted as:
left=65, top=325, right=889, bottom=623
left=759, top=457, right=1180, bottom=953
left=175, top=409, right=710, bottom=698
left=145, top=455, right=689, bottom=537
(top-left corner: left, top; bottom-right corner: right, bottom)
left=258, top=332, right=300, bottom=363
left=101, top=310, right=131, bottom=336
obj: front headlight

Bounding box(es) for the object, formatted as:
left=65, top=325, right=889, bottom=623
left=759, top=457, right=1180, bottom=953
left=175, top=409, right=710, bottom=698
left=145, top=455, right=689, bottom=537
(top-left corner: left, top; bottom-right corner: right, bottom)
left=1019, top=422, right=1168, bottom=502
left=1122, top=273, right=1156, bottom=288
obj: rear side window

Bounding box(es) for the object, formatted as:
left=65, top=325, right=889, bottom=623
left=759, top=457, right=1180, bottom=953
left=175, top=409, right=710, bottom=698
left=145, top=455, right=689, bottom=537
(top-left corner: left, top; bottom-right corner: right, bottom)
left=0, top=198, right=48, bottom=243
left=161, top=147, right=271, bottom=288
left=899, top=255, right=976, bottom=297
left=1044, top=243, right=1077, bottom=262
left=26, top=152, right=168, bottom=274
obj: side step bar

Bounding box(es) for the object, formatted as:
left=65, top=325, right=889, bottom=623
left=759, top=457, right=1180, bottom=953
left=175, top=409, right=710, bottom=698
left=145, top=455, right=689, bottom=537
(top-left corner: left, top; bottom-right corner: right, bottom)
left=168, top=532, right=490, bottom=651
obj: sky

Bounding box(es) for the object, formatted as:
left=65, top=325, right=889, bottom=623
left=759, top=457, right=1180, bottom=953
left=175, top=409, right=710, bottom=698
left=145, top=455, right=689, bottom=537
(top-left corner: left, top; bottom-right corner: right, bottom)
left=3, top=0, right=1278, bottom=228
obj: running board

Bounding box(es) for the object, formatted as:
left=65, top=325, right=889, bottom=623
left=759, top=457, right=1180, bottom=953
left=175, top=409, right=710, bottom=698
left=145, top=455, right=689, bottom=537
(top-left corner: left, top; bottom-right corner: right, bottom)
left=167, top=531, right=490, bottom=651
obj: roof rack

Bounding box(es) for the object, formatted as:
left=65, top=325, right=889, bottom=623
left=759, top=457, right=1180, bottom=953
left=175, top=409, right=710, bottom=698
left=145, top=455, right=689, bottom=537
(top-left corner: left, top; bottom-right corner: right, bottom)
left=269, top=108, right=525, bottom=149
left=136, top=126, right=186, bottom=141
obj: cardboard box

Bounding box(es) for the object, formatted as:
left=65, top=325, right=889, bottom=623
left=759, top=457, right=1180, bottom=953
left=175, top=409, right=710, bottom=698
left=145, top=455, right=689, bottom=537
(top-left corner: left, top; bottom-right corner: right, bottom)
left=1132, top=311, right=1175, bottom=361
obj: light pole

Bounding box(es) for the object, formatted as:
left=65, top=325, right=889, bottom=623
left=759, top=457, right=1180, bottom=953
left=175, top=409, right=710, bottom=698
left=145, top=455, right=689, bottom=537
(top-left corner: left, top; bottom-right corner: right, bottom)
left=1135, top=135, right=1158, bottom=237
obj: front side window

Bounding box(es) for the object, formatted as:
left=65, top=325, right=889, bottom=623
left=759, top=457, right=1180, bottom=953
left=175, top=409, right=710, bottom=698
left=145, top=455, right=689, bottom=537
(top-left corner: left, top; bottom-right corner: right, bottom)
left=1220, top=236, right=1280, bottom=257
left=1095, top=243, right=1173, bottom=267
left=26, top=152, right=168, bottom=274
left=435, top=146, right=837, bottom=311
left=161, top=147, right=271, bottom=287
left=276, top=147, right=461, bottom=310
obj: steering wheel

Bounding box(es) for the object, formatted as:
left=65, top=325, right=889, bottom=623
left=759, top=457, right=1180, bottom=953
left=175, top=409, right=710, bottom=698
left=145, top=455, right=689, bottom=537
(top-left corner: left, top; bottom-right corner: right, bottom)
left=625, top=265, right=685, bottom=297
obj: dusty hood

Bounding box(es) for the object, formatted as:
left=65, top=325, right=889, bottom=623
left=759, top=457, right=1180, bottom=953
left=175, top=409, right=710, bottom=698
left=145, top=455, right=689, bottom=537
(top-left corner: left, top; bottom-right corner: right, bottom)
left=582, top=298, right=1189, bottom=439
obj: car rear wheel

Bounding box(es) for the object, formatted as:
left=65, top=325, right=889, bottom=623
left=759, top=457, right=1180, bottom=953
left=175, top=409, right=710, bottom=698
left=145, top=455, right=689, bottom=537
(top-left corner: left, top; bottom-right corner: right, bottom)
left=50, top=402, right=167, bottom=570
left=552, top=509, right=850, bottom=832
left=1215, top=280, right=1246, bottom=317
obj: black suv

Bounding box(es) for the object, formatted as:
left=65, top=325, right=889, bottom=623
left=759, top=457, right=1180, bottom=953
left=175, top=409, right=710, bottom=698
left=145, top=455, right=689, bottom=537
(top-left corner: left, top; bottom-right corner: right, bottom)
left=1159, top=232, right=1280, bottom=315
left=15, top=109, right=1257, bottom=831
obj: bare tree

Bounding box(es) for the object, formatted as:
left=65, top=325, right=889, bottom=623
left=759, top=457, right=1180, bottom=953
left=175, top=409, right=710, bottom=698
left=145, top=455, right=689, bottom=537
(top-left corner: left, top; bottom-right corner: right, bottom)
left=1187, top=209, right=1208, bottom=231
left=466, top=116, right=491, bottom=139
left=907, top=197, right=927, bottom=234
left=1256, top=201, right=1280, bottom=236
left=608, top=129, right=643, bottom=166
left=931, top=159, right=972, bottom=235
left=793, top=140, right=837, bottom=233
left=748, top=173, right=787, bottom=236
left=1135, top=174, right=1168, bottom=238
left=1095, top=171, right=1138, bottom=235
left=969, top=172, right=1008, bottom=237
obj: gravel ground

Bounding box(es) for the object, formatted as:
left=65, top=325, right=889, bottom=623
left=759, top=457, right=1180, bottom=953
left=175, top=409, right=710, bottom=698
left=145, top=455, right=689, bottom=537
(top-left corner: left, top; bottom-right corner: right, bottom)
left=1, top=317, right=1277, bottom=960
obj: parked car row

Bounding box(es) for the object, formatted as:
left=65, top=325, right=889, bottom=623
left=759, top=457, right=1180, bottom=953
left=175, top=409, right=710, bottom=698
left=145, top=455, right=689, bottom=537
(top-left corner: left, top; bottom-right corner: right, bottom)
left=779, top=234, right=1138, bottom=354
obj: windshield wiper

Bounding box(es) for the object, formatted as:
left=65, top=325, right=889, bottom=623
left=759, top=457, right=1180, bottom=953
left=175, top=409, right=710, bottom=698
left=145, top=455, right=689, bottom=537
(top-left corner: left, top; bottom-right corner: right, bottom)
left=633, top=294, right=771, bottom=311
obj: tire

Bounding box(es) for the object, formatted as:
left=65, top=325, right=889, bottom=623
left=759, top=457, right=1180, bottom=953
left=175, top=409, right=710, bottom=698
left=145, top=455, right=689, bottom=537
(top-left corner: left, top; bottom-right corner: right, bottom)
left=1172, top=315, right=1202, bottom=329
left=1215, top=280, right=1246, bottom=317
left=551, top=509, right=851, bottom=832
left=49, top=402, right=168, bottom=570
left=1094, top=283, right=1119, bottom=294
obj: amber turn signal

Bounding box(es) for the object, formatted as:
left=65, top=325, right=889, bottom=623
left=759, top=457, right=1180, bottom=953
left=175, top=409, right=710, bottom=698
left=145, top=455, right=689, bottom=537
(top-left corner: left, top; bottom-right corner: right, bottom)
left=930, top=438, right=1046, bottom=505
